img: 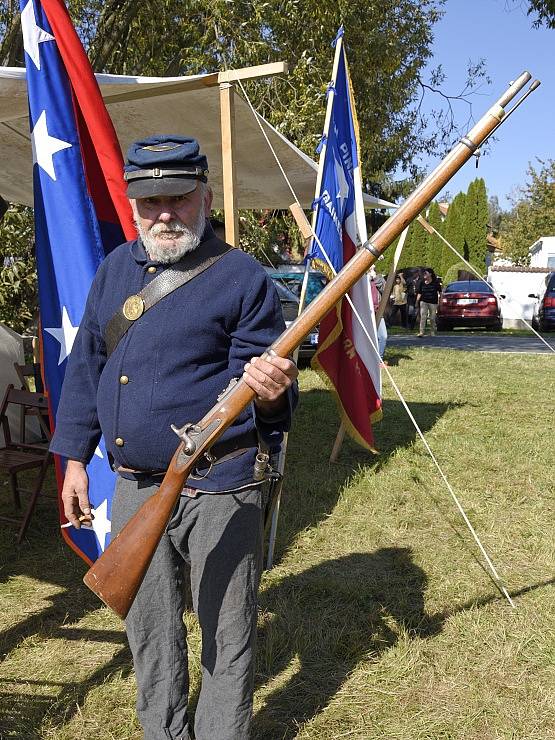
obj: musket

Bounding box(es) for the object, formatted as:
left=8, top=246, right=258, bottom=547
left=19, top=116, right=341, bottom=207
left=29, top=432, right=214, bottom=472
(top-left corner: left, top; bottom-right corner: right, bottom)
left=83, top=71, right=537, bottom=618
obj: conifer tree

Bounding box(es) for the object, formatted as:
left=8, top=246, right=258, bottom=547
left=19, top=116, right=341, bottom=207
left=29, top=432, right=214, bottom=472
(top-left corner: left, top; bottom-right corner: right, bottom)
left=409, top=211, right=428, bottom=267
left=424, top=201, right=444, bottom=275
left=443, top=192, right=466, bottom=276
left=464, top=177, right=488, bottom=275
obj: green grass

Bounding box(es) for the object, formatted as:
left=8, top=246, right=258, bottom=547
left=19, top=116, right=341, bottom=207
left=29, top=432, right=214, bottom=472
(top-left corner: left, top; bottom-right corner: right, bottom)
left=1, top=347, right=554, bottom=739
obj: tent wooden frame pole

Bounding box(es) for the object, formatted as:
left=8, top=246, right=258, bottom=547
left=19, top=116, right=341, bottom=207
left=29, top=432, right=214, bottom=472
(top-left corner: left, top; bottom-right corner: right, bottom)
left=329, top=227, right=409, bottom=464
left=216, top=61, right=288, bottom=247
left=219, top=81, right=239, bottom=246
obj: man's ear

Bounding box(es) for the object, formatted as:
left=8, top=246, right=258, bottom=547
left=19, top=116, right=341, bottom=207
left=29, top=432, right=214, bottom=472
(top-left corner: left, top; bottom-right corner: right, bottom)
left=203, top=186, right=213, bottom=216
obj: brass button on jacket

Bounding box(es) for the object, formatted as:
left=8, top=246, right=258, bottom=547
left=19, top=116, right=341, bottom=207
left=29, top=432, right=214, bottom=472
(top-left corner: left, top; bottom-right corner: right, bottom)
left=115, top=437, right=124, bottom=447
left=147, top=266, right=157, bottom=273
left=120, top=375, right=129, bottom=385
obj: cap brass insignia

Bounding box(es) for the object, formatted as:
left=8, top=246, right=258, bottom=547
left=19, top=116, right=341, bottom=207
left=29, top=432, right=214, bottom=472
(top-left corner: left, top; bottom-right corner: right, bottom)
left=123, top=294, right=145, bottom=321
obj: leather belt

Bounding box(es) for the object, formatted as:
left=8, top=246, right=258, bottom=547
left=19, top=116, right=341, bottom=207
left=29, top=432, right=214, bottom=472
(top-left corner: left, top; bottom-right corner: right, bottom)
left=115, top=429, right=259, bottom=480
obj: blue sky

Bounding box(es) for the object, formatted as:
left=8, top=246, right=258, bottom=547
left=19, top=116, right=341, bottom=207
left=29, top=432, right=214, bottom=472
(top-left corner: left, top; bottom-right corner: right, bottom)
left=408, top=0, right=553, bottom=209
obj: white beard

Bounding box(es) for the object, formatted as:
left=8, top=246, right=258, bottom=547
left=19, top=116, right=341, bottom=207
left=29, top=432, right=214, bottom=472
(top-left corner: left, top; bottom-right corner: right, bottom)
left=135, top=207, right=206, bottom=264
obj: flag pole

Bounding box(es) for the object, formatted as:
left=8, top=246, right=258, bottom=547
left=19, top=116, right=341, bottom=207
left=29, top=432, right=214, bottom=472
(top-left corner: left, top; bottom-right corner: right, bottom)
left=329, top=227, right=409, bottom=462
left=265, top=33, right=344, bottom=567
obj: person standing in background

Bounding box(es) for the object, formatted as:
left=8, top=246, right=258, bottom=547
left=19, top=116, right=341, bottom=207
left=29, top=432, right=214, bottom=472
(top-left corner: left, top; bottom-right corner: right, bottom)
left=416, top=268, right=442, bottom=337
left=389, top=273, right=408, bottom=329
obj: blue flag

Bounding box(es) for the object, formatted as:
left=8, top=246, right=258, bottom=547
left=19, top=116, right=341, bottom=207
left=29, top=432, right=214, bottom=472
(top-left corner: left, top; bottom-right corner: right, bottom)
left=309, top=31, right=382, bottom=450
left=20, top=0, right=134, bottom=562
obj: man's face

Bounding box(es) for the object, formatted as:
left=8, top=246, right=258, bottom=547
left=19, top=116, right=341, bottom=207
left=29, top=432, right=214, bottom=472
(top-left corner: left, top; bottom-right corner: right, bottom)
left=131, top=183, right=213, bottom=263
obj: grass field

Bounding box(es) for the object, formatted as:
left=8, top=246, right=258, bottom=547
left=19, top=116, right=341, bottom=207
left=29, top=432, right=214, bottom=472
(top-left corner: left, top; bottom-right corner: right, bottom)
left=0, top=346, right=554, bottom=739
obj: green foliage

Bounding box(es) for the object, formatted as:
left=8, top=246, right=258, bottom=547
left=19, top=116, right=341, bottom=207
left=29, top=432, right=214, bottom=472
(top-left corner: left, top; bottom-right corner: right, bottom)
left=396, top=219, right=420, bottom=270
left=487, top=195, right=504, bottom=233
left=424, top=200, right=444, bottom=274
left=519, top=0, right=555, bottom=28
left=443, top=191, right=466, bottom=274
left=237, top=209, right=305, bottom=263
left=463, top=178, right=488, bottom=276
left=443, top=260, right=468, bottom=285
left=0, top=205, right=37, bottom=333
left=500, top=159, right=555, bottom=265
left=410, top=213, right=429, bottom=267
left=61, top=0, right=445, bottom=182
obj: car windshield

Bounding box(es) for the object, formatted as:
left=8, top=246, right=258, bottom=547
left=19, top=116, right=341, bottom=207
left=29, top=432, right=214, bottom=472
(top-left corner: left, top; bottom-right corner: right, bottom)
left=269, top=272, right=327, bottom=304
left=273, top=279, right=299, bottom=304
left=444, top=281, right=494, bottom=294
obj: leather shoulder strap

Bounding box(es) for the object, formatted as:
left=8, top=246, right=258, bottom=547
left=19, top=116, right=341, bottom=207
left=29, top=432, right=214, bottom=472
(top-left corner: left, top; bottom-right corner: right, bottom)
left=104, top=237, right=233, bottom=357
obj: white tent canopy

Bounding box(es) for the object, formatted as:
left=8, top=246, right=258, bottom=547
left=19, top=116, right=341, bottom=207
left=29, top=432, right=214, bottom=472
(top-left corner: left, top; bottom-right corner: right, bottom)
left=0, top=66, right=393, bottom=211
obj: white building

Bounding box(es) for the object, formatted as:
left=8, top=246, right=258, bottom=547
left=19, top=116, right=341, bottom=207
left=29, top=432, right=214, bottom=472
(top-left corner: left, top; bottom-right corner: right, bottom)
left=529, top=236, right=555, bottom=269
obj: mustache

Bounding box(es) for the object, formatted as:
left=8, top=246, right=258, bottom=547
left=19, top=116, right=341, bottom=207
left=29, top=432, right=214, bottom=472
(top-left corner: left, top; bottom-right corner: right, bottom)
left=150, top=220, right=187, bottom=235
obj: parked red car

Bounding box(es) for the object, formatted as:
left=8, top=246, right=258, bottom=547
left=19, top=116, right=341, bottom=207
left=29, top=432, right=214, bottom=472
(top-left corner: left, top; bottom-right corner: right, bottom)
left=436, top=280, right=503, bottom=331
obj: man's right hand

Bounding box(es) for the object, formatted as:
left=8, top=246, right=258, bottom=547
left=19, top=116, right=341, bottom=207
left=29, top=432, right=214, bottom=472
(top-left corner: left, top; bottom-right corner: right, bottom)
left=61, top=460, right=92, bottom=528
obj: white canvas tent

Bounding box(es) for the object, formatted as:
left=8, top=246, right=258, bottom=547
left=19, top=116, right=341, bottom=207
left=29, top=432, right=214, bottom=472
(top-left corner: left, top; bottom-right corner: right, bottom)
left=0, top=66, right=393, bottom=211
left=0, top=323, right=25, bottom=444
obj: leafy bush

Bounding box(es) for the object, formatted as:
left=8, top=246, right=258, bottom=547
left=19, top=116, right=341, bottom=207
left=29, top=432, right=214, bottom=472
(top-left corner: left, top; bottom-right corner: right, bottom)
left=0, top=204, right=37, bottom=334
left=443, top=261, right=468, bottom=285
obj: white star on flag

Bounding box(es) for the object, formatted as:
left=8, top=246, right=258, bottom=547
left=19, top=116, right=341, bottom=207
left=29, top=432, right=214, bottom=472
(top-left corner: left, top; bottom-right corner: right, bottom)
left=21, top=0, right=55, bottom=71
left=31, top=110, right=72, bottom=181
left=88, top=498, right=111, bottom=551
left=44, top=306, right=79, bottom=364
left=61, top=498, right=112, bottom=551
left=334, top=153, right=350, bottom=214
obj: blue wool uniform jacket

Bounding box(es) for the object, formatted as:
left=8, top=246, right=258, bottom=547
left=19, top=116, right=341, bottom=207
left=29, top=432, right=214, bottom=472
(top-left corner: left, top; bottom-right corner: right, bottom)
left=50, top=228, right=297, bottom=492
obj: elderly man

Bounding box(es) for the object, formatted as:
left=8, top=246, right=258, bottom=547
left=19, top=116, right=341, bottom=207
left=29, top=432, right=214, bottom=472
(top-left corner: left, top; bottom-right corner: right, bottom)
left=50, top=135, right=298, bottom=740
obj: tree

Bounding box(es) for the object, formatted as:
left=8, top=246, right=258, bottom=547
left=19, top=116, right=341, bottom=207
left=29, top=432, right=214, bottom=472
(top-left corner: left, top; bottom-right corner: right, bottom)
left=397, top=218, right=423, bottom=270
left=2, top=1, right=492, bottom=187
left=0, top=205, right=37, bottom=333
left=424, top=200, right=444, bottom=274
left=442, top=192, right=466, bottom=275
left=487, top=195, right=503, bottom=233
left=464, top=177, right=488, bottom=275
left=0, top=1, right=491, bottom=294
left=509, top=0, right=555, bottom=28
left=500, top=159, right=555, bottom=264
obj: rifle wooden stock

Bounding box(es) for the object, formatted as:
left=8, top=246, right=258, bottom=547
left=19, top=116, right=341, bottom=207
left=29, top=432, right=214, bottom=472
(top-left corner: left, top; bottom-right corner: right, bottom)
left=83, top=71, right=532, bottom=618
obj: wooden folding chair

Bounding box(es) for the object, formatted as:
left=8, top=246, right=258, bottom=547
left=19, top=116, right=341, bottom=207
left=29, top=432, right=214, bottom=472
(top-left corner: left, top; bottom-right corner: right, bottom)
left=13, top=362, right=50, bottom=444
left=0, top=384, right=52, bottom=543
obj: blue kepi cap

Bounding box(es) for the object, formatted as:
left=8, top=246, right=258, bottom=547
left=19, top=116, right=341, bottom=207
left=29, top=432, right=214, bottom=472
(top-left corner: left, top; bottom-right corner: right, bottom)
left=124, top=135, right=209, bottom=198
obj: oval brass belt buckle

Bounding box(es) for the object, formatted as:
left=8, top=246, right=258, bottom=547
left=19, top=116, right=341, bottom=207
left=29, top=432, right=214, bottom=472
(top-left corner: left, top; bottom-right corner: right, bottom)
left=123, top=294, right=145, bottom=321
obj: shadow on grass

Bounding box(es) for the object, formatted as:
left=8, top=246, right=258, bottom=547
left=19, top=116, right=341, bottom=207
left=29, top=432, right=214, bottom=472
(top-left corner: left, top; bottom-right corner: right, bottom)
left=276, top=388, right=460, bottom=563
left=0, top=473, right=107, bottom=662
left=252, top=548, right=442, bottom=739
left=252, top=553, right=555, bottom=740
left=0, top=385, right=456, bottom=736
left=0, top=472, right=130, bottom=737
left=0, top=646, right=132, bottom=739
left=383, top=351, right=413, bottom=367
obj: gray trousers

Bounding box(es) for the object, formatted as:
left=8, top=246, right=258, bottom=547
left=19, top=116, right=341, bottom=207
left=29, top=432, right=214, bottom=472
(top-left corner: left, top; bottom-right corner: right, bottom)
left=419, top=301, right=437, bottom=334
left=111, top=477, right=265, bottom=740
